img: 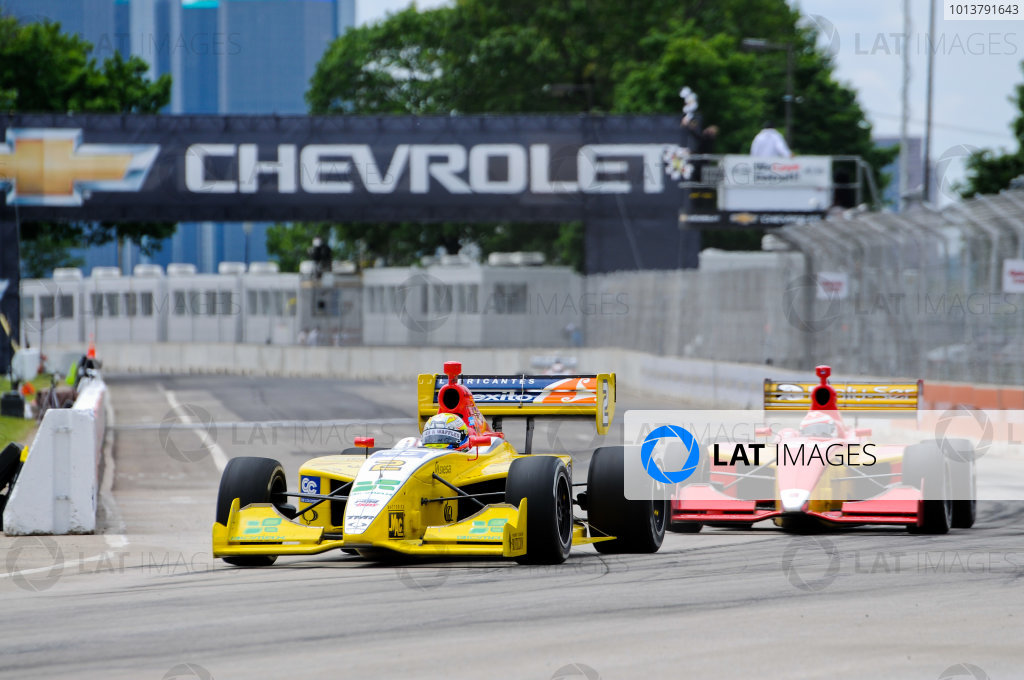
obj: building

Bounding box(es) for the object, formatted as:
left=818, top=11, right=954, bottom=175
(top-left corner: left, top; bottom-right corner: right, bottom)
left=2, top=0, right=355, bottom=273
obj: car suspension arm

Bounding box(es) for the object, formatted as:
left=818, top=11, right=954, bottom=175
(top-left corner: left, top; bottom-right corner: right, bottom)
left=431, top=473, right=486, bottom=509
left=275, top=481, right=352, bottom=516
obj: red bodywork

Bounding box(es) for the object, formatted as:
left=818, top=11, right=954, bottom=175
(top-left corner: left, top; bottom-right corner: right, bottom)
left=669, top=365, right=924, bottom=529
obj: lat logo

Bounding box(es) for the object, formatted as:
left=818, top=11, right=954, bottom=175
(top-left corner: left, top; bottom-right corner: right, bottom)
left=0, top=128, right=159, bottom=206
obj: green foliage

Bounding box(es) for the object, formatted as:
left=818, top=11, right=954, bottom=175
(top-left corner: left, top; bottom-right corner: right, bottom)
left=267, top=221, right=583, bottom=271
left=266, top=223, right=334, bottom=272
left=18, top=227, right=84, bottom=279
left=1, top=16, right=173, bottom=272
left=304, top=0, right=895, bottom=264
left=18, top=222, right=177, bottom=278
left=961, top=64, right=1024, bottom=198
left=0, top=17, right=170, bottom=113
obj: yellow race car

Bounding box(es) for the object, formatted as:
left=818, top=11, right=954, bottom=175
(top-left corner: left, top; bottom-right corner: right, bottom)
left=212, top=361, right=667, bottom=566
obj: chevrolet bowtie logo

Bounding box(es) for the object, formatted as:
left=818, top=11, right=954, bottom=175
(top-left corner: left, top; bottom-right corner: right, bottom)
left=0, top=128, right=160, bottom=206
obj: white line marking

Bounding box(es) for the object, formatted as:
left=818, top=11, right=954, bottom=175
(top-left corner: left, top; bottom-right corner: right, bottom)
left=159, top=386, right=230, bottom=472
left=0, top=552, right=111, bottom=580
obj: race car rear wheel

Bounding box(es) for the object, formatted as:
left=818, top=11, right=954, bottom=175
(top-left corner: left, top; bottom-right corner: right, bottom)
left=942, top=438, right=977, bottom=529
left=506, top=456, right=573, bottom=565
left=216, top=456, right=289, bottom=566
left=587, top=446, right=667, bottom=553
left=902, top=443, right=952, bottom=535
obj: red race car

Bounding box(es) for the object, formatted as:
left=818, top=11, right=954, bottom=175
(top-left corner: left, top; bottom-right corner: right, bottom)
left=668, top=365, right=976, bottom=534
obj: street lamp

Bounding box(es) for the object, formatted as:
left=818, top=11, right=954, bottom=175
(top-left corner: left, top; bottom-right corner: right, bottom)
left=242, top=222, right=253, bottom=268
left=741, top=38, right=795, bottom=145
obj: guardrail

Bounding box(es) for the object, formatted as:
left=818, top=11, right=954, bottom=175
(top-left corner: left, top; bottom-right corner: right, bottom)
left=2, top=375, right=107, bottom=535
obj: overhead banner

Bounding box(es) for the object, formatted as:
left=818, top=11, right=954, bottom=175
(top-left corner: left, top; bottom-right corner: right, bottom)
left=0, top=114, right=689, bottom=224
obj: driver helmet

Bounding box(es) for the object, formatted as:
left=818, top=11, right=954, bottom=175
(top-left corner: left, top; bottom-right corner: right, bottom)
left=798, top=412, right=838, bottom=438
left=422, top=413, right=469, bottom=449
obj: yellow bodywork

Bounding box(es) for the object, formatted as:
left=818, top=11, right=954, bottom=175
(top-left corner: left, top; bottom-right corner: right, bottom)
left=214, top=370, right=618, bottom=562
left=213, top=405, right=615, bottom=561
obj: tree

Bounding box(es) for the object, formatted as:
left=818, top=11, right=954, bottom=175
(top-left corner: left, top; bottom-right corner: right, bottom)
left=960, top=64, right=1024, bottom=198
left=304, top=0, right=896, bottom=264
left=266, top=223, right=334, bottom=272
left=0, top=16, right=173, bottom=270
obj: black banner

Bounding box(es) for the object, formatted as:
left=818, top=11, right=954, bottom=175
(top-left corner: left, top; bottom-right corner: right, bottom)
left=0, top=114, right=691, bottom=225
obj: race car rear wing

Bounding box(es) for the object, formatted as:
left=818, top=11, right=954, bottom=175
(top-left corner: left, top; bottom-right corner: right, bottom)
left=417, top=373, right=616, bottom=435
left=763, top=378, right=922, bottom=411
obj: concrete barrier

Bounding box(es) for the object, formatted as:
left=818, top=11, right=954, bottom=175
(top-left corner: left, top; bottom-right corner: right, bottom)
left=2, top=375, right=107, bottom=535
left=45, top=342, right=826, bottom=408
left=100, top=341, right=999, bottom=411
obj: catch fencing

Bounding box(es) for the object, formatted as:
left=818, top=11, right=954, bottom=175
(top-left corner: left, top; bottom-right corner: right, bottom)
left=585, top=189, right=1024, bottom=386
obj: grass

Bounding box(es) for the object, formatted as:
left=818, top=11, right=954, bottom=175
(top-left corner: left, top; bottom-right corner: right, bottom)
left=0, top=415, right=35, bottom=447
left=0, top=373, right=52, bottom=446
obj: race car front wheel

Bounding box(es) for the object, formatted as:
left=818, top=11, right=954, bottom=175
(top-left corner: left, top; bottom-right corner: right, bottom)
left=903, top=443, right=952, bottom=535
left=216, top=456, right=289, bottom=566
left=506, top=456, right=573, bottom=565
left=587, top=446, right=667, bottom=553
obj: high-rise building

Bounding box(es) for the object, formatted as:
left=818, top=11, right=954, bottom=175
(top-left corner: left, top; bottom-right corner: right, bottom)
left=2, top=0, right=355, bottom=273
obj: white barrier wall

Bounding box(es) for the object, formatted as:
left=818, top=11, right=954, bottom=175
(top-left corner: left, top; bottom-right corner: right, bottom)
left=45, top=342, right=824, bottom=408
left=2, top=377, right=107, bottom=535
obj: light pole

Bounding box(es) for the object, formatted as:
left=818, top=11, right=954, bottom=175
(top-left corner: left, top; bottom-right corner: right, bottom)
left=741, top=38, right=795, bottom=145
left=242, top=222, right=253, bottom=268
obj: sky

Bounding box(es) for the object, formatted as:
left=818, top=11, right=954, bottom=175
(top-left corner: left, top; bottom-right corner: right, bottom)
left=358, top=0, right=1022, bottom=203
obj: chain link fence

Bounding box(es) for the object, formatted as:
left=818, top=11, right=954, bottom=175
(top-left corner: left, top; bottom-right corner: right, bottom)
left=585, top=189, right=1024, bottom=386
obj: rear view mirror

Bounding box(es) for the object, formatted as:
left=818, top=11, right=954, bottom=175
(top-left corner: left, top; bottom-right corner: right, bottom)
left=467, top=435, right=490, bottom=461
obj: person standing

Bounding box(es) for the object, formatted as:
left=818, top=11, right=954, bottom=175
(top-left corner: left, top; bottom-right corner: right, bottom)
left=750, top=120, right=792, bottom=157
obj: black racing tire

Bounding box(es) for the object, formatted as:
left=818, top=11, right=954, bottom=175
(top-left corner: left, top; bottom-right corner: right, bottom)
left=0, top=443, right=24, bottom=525
left=505, top=456, right=573, bottom=565
left=903, top=443, right=952, bottom=535
left=216, top=457, right=288, bottom=567
left=941, top=438, right=977, bottom=529
left=587, top=446, right=667, bottom=553
left=0, top=442, right=22, bottom=491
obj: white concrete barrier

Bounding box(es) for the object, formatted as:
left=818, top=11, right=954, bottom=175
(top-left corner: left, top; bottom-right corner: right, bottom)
left=2, top=376, right=107, bottom=535
left=44, top=342, right=836, bottom=409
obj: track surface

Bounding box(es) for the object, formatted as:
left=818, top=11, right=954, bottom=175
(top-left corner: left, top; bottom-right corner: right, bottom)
left=2, top=375, right=1022, bottom=679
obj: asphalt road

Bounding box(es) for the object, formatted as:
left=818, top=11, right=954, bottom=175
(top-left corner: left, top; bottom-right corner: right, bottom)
left=1, top=374, right=1021, bottom=680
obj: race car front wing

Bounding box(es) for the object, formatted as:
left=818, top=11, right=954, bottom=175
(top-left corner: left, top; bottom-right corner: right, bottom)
left=670, top=483, right=924, bottom=526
